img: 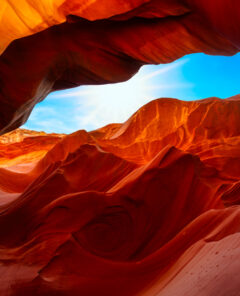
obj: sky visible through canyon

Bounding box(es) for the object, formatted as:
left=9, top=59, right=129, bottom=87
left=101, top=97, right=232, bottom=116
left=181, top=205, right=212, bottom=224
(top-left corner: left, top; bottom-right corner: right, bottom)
left=23, top=52, right=240, bottom=134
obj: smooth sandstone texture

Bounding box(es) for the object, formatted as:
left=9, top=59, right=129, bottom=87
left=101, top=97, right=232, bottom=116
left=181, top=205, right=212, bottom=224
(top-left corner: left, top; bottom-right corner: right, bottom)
left=0, top=129, right=63, bottom=205
left=0, top=0, right=240, bottom=133
left=0, top=96, right=240, bottom=295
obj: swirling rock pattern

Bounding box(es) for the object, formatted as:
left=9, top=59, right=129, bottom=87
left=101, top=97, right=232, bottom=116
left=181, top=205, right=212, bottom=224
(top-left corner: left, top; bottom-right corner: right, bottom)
left=0, top=96, right=240, bottom=295
left=0, top=0, right=240, bottom=133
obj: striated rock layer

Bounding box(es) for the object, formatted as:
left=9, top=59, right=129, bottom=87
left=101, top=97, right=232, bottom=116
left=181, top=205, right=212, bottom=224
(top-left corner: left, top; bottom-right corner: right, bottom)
left=0, top=129, right=64, bottom=206
left=1, top=96, right=240, bottom=295
left=0, top=0, right=240, bottom=133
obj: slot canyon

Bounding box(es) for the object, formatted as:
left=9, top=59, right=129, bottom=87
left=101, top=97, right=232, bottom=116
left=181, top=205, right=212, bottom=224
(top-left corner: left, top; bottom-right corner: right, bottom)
left=0, top=1, right=240, bottom=295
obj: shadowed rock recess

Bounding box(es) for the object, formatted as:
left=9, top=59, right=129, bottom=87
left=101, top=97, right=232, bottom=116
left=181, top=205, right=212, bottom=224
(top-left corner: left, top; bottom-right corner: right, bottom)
left=0, top=1, right=240, bottom=295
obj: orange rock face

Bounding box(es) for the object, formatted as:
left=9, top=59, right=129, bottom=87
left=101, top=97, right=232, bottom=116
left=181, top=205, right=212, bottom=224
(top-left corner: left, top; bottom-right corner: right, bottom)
left=0, top=129, right=63, bottom=205
left=1, top=96, right=240, bottom=295
left=0, top=0, right=240, bottom=133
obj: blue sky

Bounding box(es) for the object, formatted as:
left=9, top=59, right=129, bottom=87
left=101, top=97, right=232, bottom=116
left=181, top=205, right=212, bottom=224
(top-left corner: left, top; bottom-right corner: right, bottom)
left=23, top=53, right=240, bottom=134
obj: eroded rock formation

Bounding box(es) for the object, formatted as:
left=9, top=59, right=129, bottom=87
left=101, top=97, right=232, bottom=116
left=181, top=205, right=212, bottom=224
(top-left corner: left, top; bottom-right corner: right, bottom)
left=0, top=129, right=63, bottom=205
left=1, top=1, right=240, bottom=295
left=0, top=0, right=240, bottom=133
left=1, top=97, right=240, bottom=295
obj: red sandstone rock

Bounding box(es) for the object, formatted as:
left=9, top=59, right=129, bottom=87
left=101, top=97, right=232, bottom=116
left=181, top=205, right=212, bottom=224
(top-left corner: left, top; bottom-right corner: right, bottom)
left=1, top=2, right=240, bottom=294
left=0, top=129, right=63, bottom=205
left=0, top=0, right=240, bottom=133
left=0, top=97, right=240, bottom=295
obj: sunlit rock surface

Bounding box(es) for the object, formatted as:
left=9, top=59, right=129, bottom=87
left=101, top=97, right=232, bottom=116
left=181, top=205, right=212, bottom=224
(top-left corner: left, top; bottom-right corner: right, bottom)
left=0, top=0, right=240, bottom=133
left=0, top=96, right=240, bottom=295
left=0, top=129, right=63, bottom=206
left=0, top=128, right=64, bottom=167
